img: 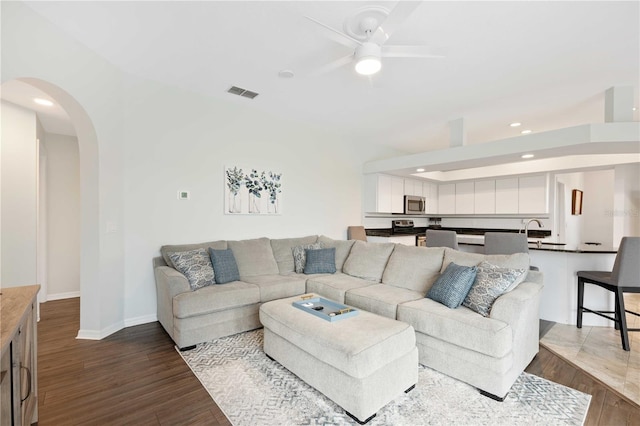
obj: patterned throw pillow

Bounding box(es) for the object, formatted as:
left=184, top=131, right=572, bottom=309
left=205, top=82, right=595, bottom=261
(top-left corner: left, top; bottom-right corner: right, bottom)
left=463, top=261, right=526, bottom=317
left=426, top=262, right=477, bottom=309
left=304, top=248, right=336, bottom=274
left=168, top=248, right=215, bottom=291
left=292, top=243, right=323, bottom=273
left=209, top=248, right=241, bottom=284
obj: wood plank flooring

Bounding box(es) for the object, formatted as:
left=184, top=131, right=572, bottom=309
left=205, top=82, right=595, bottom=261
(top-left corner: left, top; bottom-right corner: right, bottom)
left=38, top=298, right=640, bottom=425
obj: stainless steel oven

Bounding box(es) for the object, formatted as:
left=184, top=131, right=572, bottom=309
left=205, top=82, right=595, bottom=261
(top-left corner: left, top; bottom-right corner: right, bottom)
left=404, top=195, right=425, bottom=214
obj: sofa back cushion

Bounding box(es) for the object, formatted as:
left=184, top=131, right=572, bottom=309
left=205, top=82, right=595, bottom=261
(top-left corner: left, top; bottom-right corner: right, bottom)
left=317, top=235, right=356, bottom=272
left=270, top=235, right=318, bottom=274
left=382, top=245, right=445, bottom=294
left=227, top=237, right=279, bottom=277
left=161, top=240, right=227, bottom=268
left=343, top=241, right=395, bottom=282
left=441, top=248, right=530, bottom=289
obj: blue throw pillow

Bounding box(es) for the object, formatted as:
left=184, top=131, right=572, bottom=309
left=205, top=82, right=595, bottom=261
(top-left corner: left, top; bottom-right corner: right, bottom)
left=208, top=248, right=240, bottom=284
left=427, top=262, right=477, bottom=309
left=303, top=248, right=336, bottom=274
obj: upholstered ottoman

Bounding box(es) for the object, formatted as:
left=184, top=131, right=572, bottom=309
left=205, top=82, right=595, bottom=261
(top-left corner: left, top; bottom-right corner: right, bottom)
left=259, top=295, right=418, bottom=424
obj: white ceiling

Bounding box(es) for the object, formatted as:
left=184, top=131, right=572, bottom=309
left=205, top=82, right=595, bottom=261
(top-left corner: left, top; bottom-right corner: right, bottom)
left=7, top=1, right=640, bottom=153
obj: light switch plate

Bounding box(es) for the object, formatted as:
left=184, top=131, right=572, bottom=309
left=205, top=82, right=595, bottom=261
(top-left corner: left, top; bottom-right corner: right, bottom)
left=178, top=190, right=190, bottom=200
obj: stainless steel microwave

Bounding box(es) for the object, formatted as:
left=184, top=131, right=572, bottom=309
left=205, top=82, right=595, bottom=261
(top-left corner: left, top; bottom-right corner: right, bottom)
left=404, top=195, right=425, bottom=214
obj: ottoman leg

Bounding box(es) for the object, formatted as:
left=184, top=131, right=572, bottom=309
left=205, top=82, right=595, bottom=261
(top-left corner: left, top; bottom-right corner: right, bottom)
left=346, top=411, right=376, bottom=425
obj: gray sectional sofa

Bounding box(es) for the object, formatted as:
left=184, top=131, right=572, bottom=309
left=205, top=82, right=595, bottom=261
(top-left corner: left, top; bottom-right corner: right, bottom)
left=154, top=234, right=543, bottom=400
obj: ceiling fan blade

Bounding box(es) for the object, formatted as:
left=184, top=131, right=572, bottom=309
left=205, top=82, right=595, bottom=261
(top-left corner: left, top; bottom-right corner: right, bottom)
left=368, top=1, right=422, bottom=45
left=305, top=16, right=361, bottom=49
left=381, top=45, right=445, bottom=58
left=309, top=54, right=354, bottom=77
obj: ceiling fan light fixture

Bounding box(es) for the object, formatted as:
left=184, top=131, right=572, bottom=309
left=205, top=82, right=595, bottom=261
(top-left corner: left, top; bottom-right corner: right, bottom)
left=355, top=42, right=381, bottom=75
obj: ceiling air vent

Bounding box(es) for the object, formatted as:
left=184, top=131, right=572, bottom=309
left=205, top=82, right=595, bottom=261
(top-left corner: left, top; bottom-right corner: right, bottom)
left=227, top=86, right=259, bottom=99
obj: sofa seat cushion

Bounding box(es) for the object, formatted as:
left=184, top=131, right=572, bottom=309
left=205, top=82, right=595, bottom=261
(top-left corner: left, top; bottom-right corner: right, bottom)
left=382, top=245, right=445, bottom=294
left=270, top=236, right=318, bottom=274
left=397, top=298, right=512, bottom=358
left=173, top=281, right=260, bottom=319
left=345, top=284, right=424, bottom=319
left=343, top=241, right=395, bottom=282
left=306, top=273, right=376, bottom=303
left=228, top=237, right=279, bottom=277
left=260, top=296, right=416, bottom=379
left=242, top=274, right=307, bottom=302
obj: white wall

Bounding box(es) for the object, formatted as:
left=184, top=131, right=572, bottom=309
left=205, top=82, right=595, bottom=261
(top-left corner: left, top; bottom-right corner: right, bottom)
left=1, top=101, right=37, bottom=287
left=613, top=163, right=640, bottom=244
left=581, top=169, right=614, bottom=247
left=44, top=133, right=80, bottom=299
left=121, top=76, right=402, bottom=322
left=555, top=172, right=584, bottom=247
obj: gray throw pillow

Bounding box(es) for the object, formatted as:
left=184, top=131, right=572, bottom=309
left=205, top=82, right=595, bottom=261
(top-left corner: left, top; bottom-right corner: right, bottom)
left=292, top=243, right=323, bottom=273
left=304, top=248, right=336, bottom=274
left=209, top=248, right=241, bottom=284
left=463, top=261, right=525, bottom=317
left=427, top=262, right=477, bottom=309
left=168, top=248, right=215, bottom=291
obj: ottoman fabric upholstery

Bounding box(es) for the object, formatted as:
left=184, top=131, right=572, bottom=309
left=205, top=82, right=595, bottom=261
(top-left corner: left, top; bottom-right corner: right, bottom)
left=260, top=296, right=417, bottom=422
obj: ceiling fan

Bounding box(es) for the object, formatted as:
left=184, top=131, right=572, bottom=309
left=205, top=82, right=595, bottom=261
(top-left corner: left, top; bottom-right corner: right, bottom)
left=305, top=2, right=443, bottom=77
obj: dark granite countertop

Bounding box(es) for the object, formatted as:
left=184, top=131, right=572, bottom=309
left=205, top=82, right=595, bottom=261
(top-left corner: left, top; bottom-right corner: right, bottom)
left=365, top=226, right=550, bottom=239
left=457, top=238, right=617, bottom=254
left=365, top=227, right=427, bottom=237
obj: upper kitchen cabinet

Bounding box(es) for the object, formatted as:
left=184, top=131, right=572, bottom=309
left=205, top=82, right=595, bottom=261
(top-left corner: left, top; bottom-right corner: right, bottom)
left=438, top=183, right=456, bottom=214
left=495, top=178, right=519, bottom=214
left=423, top=182, right=439, bottom=214
left=455, top=182, right=475, bottom=214
left=364, top=174, right=404, bottom=213
left=474, top=180, right=496, bottom=214
left=404, top=179, right=423, bottom=197
left=519, top=175, right=549, bottom=214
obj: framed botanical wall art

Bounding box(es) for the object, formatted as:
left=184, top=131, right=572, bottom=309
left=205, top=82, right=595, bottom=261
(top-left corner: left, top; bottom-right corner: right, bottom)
left=224, top=166, right=283, bottom=215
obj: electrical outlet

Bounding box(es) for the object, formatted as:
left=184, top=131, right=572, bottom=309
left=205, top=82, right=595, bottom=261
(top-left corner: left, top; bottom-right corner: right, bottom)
left=178, top=190, right=190, bottom=200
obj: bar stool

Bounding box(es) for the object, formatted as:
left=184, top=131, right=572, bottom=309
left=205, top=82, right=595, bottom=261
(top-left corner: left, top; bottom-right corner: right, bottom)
left=577, top=237, right=640, bottom=351
left=347, top=226, right=367, bottom=241
left=484, top=232, right=539, bottom=271
left=426, top=229, right=458, bottom=249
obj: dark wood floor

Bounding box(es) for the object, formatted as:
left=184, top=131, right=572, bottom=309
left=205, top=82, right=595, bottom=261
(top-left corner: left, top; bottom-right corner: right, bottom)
left=38, top=298, right=640, bottom=425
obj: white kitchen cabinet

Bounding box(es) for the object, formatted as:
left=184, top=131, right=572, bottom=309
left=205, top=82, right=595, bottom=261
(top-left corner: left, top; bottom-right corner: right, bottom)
left=519, top=175, right=548, bottom=214
left=424, top=182, right=439, bottom=214
left=495, top=178, right=519, bottom=214
left=438, top=183, right=456, bottom=214
left=474, top=180, right=496, bottom=214
left=364, top=174, right=404, bottom=213
left=404, top=179, right=423, bottom=197
left=455, top=182, right=475, bottom=214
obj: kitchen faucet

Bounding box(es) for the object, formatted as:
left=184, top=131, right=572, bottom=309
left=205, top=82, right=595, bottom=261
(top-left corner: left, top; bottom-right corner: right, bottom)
left=522, top=218, right=543, bottom=236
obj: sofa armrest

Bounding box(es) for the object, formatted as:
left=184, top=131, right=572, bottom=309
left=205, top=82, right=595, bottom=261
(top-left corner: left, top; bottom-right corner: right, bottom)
left=154, top=266, right=191, bottom=338
left=490, top=280, right=543, bottom=327
left=155, top=266, right=191, bottom=299
left=490, top=277, right=544, bottom=367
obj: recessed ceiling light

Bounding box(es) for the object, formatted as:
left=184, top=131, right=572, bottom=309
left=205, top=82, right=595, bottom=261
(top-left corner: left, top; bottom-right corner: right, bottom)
left=521, top=154, right=534, bottom=159
left=510, top=122, right=521, bottom=127
left=34, top=98, right=53, bottom=107
left=521, top=129, right=532, bottom=135
left=416, top=168, right=425, bottom=172
left=278, top=69, right=294, bottom=79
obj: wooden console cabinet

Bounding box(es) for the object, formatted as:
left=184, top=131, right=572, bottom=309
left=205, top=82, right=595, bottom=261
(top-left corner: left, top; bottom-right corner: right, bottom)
left=1, top=285, right=39, bottom=426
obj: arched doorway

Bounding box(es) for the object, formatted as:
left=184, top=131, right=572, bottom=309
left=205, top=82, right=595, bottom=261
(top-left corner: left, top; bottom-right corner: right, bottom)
left=1, top=77, right=100, bottom=338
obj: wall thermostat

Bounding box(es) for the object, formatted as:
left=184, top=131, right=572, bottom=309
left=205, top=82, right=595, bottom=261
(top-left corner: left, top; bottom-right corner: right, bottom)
left=178, top=190, right=190, bottom=200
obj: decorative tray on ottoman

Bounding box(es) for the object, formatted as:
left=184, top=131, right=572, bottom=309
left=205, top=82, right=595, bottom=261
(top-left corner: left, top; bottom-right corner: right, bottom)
left=292, top=295, right=358, bottom=322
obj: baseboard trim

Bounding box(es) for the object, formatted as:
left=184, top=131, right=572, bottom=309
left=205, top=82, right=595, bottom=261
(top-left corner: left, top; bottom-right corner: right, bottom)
left=124, top=314, right=157, bottom=327
left=76, top=320, right=124, bottom=340
left=47, top=291, right=81, bottom=301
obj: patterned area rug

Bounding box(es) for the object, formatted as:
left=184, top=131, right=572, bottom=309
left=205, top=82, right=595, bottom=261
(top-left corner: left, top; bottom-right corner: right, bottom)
left=178, top=330, right=591, bottom=426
